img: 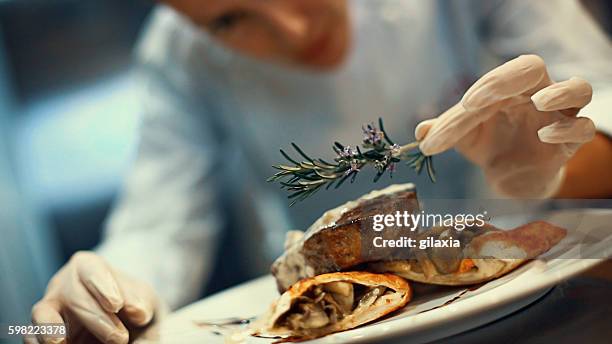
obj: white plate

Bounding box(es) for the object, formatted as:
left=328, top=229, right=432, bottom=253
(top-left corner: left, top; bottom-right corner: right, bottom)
left=137, top=209, right=612, bottom=344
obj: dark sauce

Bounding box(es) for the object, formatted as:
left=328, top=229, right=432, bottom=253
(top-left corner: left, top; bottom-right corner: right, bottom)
left=418, top=283, right=485, bottom=314
left=193, top=317, right=254, bottom=336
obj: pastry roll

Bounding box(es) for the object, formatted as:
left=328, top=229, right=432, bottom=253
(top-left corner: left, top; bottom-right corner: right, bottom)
left=255, top=271, right=412, bottom=341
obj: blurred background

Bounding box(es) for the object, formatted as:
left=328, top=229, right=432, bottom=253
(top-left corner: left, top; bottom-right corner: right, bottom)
left=0, top=0, right=152, bottom=327
left=0, top=0, right=609, bottom=330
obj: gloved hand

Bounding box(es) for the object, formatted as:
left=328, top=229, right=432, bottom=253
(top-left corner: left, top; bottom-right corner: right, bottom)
left=416, top=55, right=596, bottom=198
left=29, top=251, right=159, bottom=344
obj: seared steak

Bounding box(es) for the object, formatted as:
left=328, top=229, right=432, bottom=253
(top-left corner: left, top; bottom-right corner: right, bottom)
left=272, top=184, right=420, bottom=292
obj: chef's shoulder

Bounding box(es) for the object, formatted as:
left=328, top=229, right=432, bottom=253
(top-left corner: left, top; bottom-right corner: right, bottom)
left=135, top=4, right=230, bottom=92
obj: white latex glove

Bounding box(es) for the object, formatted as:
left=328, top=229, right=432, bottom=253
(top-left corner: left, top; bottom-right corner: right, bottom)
left=29, top=251, right=159, bottom=344
left=416, top=55, right=596, bottom=198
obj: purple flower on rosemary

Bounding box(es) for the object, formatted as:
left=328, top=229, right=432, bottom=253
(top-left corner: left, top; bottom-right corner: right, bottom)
left=339, top=145, right=358, bottom=159
left=362, top=123, right=385, bottom=146
left=345, top=160, right=361, bottom=175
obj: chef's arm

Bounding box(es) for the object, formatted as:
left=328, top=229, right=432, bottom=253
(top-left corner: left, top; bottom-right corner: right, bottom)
left=482, top=0, right=612, bottom=198
left=556, top=133, right=612, bottom=198
left=96, top=66, right=224, bottom=310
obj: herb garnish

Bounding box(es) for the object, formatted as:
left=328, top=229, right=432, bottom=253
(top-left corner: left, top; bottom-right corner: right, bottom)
left=268, top=118, right=435, bottom=205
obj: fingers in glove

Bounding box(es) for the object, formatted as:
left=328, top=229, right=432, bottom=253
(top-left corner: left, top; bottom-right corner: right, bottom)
left=70, top=328, right=105, bottom=344
left=113, top=272, right=155, bottom=327
left=415, top=118, right=437, bottom=141
left=419, top=103, right=497, bottom=155
left=62, top=275, right=129, bottom=344
left=73, top=252, right=124, bottom=313
left=23, top=336, right=42, bottom=344
left=538, top=116, right=596, bottom=145
left=62, top=311, right=105, bottom=344
left=463, top=55, right=552, bottom=111
left=531, top=77, right=593, bottom=113
left=31, top=301, right=66, bottom=344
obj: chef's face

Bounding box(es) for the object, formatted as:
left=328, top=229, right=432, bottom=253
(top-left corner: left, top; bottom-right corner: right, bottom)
left=162, top=0, right=351, bottom=70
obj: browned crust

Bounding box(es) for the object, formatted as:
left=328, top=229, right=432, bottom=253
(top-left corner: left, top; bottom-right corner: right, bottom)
left=469, top=221, right=567, bottom=258
left=299, top=190, right=419, bottom=275
left=286, top=271, right=411, bottom=302
left=301, top=224, right=362, bottom=273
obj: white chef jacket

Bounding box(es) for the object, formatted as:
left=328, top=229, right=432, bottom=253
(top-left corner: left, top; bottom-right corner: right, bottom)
left=97, top=0, right=612, bottom=309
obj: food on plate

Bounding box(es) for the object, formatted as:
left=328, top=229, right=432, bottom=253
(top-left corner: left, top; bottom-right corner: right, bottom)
left=272, top=183, right=569, bottom=290
left=368, top=221, right=567, bottom=285
left=271, top=183, right=420, bottom=292
left=259, top=183, right=571, bottom=341
left=254, top=271, right=412, bottom=341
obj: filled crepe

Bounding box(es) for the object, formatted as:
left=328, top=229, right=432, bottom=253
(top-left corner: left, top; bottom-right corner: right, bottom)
left=272, top=183, right=419, bottom=292
left=254, top=271, right=412, bottom=341
left=368, top=221, right=567, bottom=285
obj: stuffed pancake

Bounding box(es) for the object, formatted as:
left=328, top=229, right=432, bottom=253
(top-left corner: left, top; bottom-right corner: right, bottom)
left=368, top=221, right=567, bottom=285
left=254, top=271, right=412, bottom=341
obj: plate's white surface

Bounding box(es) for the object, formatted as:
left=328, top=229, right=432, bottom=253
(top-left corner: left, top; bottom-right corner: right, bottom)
left=137, top=209, right=612, bottom=344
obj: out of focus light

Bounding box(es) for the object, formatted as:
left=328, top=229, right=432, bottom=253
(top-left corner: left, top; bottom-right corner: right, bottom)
left=15, top=72, right=140, bottom=208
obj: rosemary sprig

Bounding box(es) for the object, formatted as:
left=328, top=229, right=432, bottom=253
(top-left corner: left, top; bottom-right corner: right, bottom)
left=267, top=118, right=435, bottom=205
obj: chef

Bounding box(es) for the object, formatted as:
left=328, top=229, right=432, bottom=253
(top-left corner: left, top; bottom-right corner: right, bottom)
left=29, top=1, right=612, bottom=343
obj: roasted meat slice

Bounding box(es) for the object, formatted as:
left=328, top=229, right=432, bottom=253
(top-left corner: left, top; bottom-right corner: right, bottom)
left=254, top=271, right=411, bottom=341
left=272, top=183, right=420, bottom=292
